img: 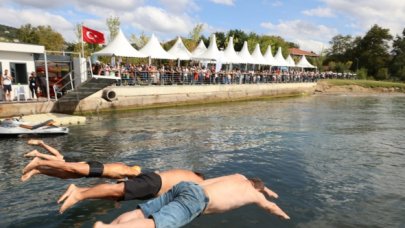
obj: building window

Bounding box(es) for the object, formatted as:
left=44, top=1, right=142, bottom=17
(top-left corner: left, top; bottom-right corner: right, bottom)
left=10, top=62, right=28, bottom=84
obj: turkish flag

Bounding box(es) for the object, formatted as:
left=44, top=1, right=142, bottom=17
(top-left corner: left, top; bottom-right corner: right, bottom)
left=82, top=26, right=105, bottom=44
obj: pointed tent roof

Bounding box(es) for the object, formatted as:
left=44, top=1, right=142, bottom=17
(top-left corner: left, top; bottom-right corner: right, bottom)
left=237, top=41, right=255, bottom=64
left=296, top=55, right=316, bottom=68
left=194, top=34, right=221, bottom=61
left=251, top=43, right=267, bottom=65
left=273, top=47, right=289, bottom=66
left=222, top=37, right=242, bottom=64
left=263, top=45, right=276, bottom=65
left=93, top=29, right=146, bottom=58
left=167, top=37, right=192, bottom=60
left=139, top=34, right=175, bottom=59
left=286, top=54, right=296, bottom=67
left=191, top=40, right=207, bottom=58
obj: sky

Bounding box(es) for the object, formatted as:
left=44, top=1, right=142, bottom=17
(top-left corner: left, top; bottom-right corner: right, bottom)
left=0, top=0, right=404, bottom=54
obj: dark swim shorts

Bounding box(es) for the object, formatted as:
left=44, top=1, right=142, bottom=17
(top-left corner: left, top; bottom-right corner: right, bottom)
left=123, top=172, right=162, bottom=201
left=86, top=161, right=104, bottom=177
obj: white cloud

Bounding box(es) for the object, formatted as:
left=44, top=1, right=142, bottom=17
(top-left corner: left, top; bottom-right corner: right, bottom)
left=302, top=7, right=335, bottom=17
left=321, top=0, right=405, bottom=36
left=210, top=0, right=235, bottom=6
left=7, top=0, right=62, bottom=8
left=123, top=6, right=193, bottom=37
left=159, top=0, right=199, bottom=13
left=0, top=7, right=75, bottom=41
left=261, top=20, right=338, bottom=54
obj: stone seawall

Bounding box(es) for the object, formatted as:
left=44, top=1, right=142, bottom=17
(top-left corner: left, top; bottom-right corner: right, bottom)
left=55, top=83, right=316, bottom=115
left=1, top=83, right=316, bottom=117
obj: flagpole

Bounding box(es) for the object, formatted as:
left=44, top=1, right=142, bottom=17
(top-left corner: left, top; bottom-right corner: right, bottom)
left=81, top=23, right=85, bottom=58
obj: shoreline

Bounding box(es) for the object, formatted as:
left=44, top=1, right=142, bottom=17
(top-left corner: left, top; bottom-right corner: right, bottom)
left=314, top=80, right=405, bottom=96
left=1, top=81, right=404, bottom=119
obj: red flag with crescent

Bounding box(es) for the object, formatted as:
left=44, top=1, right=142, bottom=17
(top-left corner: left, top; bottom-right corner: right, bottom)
left=82, top=26, right=105, bottom=44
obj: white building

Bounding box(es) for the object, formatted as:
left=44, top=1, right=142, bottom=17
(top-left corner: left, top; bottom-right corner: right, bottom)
left=0, top=42, right=45, bottom=101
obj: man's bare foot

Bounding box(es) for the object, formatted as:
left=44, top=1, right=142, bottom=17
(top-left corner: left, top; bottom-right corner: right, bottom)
left=94, top=221, right=107, bottom=228
left=21, top=169, right=40, bottom=182
left=59, top=187, right=82, bottom=214
left=28, top=139, right=43, bottom=145
left=58, top=184, right=77, bottom=204
left=22, top=157, right=41, bottom=174
left=24, top=149, right=39, bottom=158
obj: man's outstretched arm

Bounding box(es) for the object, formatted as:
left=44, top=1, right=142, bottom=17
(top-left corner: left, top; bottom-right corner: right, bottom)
left=256, top=193, right=290, bottom=219
left=58, top=182, right=125, bottom=213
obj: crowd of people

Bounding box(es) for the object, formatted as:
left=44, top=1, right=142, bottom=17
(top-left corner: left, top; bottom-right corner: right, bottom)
left=21, top=139, right=290, bottom=227
left=93, top=62, right=356, bottom=87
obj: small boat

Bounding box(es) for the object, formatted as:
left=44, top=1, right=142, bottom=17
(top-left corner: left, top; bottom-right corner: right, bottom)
left=0, top=119, right=69, bottom=137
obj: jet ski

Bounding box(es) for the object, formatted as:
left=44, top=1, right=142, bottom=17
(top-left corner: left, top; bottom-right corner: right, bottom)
left=0, top=119, right=69, bottom=137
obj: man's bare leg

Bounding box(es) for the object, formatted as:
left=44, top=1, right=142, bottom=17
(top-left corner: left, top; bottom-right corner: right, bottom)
left=95, top=218, right=154, bottom=228
left=58, top=183, right=125, bottom=213
left=23, top=159, right=89, bottom=177
left=28, top=139, right=64, bottom=160
left=22, top=157, right=42, bottom=174
left=110, top=209, right=150, bottom=224
left=57, top=184, right=85, bottom=204
left=102, top=163, right=141, bottom=179
left=24, top=149, right=60, bottom=161
left=21, top=169, right=40, bottom=182
left=21, top=167, right=84, bottom=181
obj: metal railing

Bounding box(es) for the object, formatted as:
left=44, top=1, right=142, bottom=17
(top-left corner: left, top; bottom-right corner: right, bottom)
left=53, top=70, right=74, bottom=101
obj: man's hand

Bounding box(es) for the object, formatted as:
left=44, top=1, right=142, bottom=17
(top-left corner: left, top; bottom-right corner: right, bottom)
left=28, top=139, right=44, bottom=145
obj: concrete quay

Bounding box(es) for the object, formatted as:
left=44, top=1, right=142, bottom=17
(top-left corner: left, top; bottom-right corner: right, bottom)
left=1, top=83, right=316, bottom=118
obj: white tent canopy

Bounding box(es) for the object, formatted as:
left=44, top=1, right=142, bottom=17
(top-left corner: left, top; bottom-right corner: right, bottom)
left=273, top=47, right=289, bottom=66
left=251, top=43, right=267, bottom=65
left=296, top=55, right=316, bottom=68
left=139, top=34, right=175, bottom=60
left=93, top=29, right=146, bottom=58
left=263, top=45, right=276, bottom=66
left=237, top=41, right=255, bottom=64
left=286, top=54, right=296, bottom=67
left=194, top=34, right=221, bottom=61
left=167, top=37, right=192, bottom=60
left=222, top=37, right=242, bottom=64
left=191, top=40, right=207, bottom=58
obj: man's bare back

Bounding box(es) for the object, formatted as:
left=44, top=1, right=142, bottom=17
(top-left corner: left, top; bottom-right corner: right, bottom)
left=201, top=174, right=288, bottom=219
left=157, top=169, right=204, bottom=195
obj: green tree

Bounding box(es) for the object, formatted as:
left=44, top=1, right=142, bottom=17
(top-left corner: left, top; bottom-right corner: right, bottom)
left=214, top=32, right=226, bottom=50
left=17, top=24, right=65, bottom=51
left=390, top=28, right=405, bottom=81
left=106, top=16, right=120, bottom=42
left=17, top=24, right=39, bottom=44
left=312, top=49, right=327, bottom=71
left=246, top=32, right=260, bottom=52
left=36, top=26, right=65, bottom=51
left=189, top=24, right=204, bottom=42
left=353, top=24, right=392, bottom=79
left=327, top=35, right=354, bottom=60
left=226, top=29, right=248, bottom=51
left=130, top=32, right=149, bottom=49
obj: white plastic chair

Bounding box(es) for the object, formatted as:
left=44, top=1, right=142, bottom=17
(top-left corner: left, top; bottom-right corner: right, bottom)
left=15, top=85, right=27, bottom=102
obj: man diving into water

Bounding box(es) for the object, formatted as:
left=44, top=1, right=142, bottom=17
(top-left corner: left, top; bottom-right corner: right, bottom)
left=21, top=140, right=205, bottom=214
left=95, top=174, right=290, bottom=228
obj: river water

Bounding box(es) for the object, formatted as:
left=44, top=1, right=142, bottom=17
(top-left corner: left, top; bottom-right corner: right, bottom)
left=0, top=94, right=404, bottom=228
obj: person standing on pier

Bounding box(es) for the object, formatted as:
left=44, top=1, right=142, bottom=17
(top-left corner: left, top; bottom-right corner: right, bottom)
left=2, top=69, right=13, bottom=102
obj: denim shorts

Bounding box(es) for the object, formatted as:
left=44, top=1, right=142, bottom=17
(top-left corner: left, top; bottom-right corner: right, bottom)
left=138, top=181, right=209, bottom=228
